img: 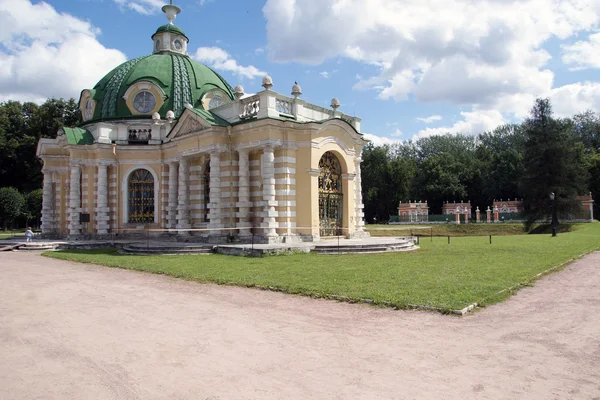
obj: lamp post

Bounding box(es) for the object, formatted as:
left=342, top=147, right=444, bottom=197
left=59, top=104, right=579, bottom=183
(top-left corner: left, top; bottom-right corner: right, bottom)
left=550, top=192, right=557, bottom=237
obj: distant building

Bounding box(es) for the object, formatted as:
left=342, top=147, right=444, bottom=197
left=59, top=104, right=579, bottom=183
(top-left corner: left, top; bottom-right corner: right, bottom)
left=442, top=201, right=472, bottom=215
left=576, top=193, right=594, bottom=221
left=493, top=199, right=524, bottom=214
left=398, top=201, right=429, bottom=222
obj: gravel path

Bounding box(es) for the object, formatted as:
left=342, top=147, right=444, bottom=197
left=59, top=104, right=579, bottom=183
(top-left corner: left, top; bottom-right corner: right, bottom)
left=1, top=251, right=599, bottom=400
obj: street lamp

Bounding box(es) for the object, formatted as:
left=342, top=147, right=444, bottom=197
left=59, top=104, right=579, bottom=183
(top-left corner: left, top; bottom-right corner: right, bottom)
left=549, top=192, right=557, bottom=237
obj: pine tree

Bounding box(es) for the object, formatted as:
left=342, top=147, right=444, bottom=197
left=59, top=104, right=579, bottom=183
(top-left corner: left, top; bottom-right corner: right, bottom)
left=520, top=98, right=588, bottom=227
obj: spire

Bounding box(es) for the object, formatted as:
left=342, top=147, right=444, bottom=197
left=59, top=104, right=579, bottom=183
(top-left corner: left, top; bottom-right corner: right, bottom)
left=162, top=1, right=181, bottom=25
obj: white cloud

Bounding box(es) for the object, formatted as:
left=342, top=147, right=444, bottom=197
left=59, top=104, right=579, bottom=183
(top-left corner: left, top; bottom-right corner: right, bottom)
left=319, top=71, right=329, bottom=78
left=0, top=0, right=126, bottom=102
left=192, top=47, right=266, bottom=79
left=412, top=110, right=506, bottom=140
left=390, top=128, right=403, bottom=137
left=112, top=0, right=163, bottom=15
left=561, top=32, right=600, bottom=70
left=417, top=115, right=442, bottom=123
left=362, top=133, right=401, bottom=146
left=263, top=0, right=600, bottom=114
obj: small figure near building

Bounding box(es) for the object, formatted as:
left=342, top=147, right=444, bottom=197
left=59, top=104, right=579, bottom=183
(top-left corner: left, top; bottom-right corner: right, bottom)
left=25, top=227, right=34, bottom=243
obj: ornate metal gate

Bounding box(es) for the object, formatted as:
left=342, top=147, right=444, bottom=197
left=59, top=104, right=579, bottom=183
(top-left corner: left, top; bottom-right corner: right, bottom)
left=128, top=169, right=154, bottom=223
left=318, top=152, right=343, bottom=236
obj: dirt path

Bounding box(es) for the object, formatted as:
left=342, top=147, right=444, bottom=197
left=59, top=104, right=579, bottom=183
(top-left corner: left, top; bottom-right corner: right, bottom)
left=1, top=251, right=599, bottom=400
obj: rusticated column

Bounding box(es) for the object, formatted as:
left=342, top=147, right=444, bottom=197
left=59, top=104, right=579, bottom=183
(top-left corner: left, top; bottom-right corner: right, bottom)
left=176, top=158, right=190, bottom=230
left=41, top=170, right=54, bottom=234
left=354, top=157, right=365, bottom=232
left=236, top=149, right=252, bottom=238
left=261, top=146, right=278, bottom=239
left=68, top=164, right=82, bottom=236
left=208, top=152, right=223, bottom=234
left=96, top=163, right=110, bottom=234
left=168, top=161, right=178, bottom=229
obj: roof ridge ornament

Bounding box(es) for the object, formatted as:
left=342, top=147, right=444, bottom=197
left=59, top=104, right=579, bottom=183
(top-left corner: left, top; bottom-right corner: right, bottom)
left=162, top=1, right=181, bottom=25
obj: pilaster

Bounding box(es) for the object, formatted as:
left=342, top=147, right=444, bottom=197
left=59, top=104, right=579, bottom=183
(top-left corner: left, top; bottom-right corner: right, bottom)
left=353, top=157, right=367, bottom=237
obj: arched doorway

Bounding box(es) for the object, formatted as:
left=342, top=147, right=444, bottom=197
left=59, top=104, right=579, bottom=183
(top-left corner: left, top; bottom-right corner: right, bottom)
left=128, top=168, right=154, bottom=223
left=318, top=152, right=343, bottom=236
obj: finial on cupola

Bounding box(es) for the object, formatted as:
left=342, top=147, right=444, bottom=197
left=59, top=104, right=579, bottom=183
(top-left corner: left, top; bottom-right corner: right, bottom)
left=162, top=1, right=181, bottom=24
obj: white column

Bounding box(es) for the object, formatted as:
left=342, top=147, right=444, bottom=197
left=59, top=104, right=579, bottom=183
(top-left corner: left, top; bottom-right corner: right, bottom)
left=68, top=164, right=82, bottom=236
left=354, top=157, right=365, bottom=232
left=176, top=158, right=190, bottom=230
left=168, top=161, right=178, bottom=229
left=236, top=149, right=252, bottom=237
left=96, top=163, right=110, bottom=234
left=208, top=152, right=223, bottom=233
left=41, top=170, right=54, bottom=234
left=261, top=146, right=278, bottom=238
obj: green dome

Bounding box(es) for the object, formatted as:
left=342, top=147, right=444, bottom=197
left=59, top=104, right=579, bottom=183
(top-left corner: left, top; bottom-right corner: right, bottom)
left=85, top=53, right=234, bottom=123
left=153, top=24, right=188, bottom=41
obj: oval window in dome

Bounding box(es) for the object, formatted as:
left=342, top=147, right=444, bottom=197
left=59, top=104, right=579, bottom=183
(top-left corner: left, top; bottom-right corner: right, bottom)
left=84, top=99, right=94, bottom=120
left=155, top=39, right=161, bottom=51
left=133, top=91, right=156, bottom=114
left=208, top=94, right=225, bottom=109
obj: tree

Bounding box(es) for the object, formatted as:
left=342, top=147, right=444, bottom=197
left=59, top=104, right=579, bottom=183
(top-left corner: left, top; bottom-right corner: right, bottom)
left=477, top=124, right=525, bottom=203
left=0, top=98, right=78, bottom=193
left=0, top=187, right=25, bottom=230
left=26, top=189, right=43, bottom=228
left=520, top=98, right=589, bottom=227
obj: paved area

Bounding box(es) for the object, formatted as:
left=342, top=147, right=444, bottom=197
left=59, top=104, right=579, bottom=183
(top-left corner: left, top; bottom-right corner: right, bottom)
left=1, top=251, right=599, bottom=400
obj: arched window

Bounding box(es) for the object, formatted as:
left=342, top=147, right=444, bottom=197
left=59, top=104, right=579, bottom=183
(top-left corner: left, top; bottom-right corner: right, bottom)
left=128, top=169, right=154, bottom=223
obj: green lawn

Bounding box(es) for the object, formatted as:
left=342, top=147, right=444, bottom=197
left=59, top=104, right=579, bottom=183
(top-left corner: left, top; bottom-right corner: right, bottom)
left=366, top=223, right=531, bottom=237
left=43, top=222, right=600, bottom=313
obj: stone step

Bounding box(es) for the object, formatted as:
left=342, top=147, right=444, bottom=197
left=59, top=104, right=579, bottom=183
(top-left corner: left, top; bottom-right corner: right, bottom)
left=121, top=246, right=213, bottom=255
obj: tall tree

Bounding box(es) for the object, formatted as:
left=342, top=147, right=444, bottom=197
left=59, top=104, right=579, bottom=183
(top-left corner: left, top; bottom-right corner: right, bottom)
left=0, top=187, right=25, bottom=230
left=520, top=98, right=588, bottom=227
left=0, top=98, right=78, bottom=193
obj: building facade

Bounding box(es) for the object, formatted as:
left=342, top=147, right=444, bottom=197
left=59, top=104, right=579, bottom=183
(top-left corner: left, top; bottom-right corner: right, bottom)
left=36, top=3, right=368, bottom=243
left=397, top=201, right=429, bottom=222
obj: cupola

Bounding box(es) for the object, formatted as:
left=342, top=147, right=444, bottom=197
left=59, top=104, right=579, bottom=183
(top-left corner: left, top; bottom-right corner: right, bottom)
left=151, top=1, right=189, bottom=55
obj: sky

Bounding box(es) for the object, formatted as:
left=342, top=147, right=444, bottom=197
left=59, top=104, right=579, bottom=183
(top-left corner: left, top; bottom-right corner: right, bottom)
left=1, top=0, right=600, bottom=145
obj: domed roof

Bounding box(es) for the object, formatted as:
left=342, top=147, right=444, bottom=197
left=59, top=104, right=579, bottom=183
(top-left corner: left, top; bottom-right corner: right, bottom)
left=83, top=53, right=234, bottom=123
left=153, top=24, right=188, bottom=40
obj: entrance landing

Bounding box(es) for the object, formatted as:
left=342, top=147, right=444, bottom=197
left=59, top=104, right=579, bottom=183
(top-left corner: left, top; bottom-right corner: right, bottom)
left=1, top=237, right=419, bottom=256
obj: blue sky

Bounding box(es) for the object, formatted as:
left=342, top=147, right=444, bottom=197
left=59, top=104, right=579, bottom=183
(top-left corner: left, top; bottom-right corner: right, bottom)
left=1, top=0, right=599, bottom=144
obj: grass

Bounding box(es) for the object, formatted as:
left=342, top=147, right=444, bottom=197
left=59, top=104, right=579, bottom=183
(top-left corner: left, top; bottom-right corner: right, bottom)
left=43, top=222, right=600, bottom=313
left=0, top=230, right=23, bottom=240
left=366, top=223, right=533, bottom=237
